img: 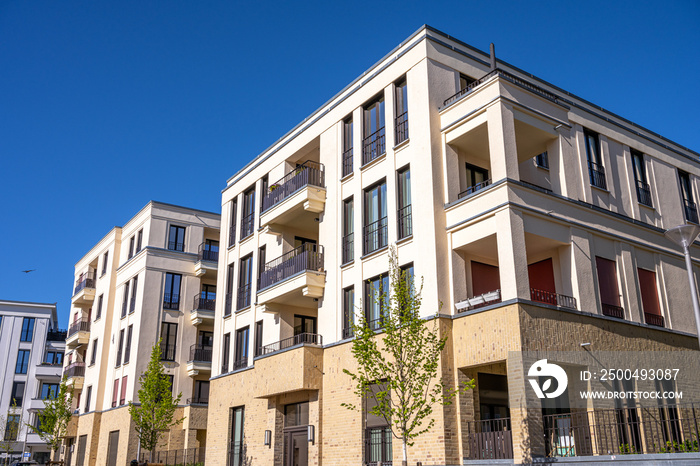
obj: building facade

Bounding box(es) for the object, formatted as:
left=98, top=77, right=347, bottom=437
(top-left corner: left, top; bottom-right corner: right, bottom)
left=206, top=26, right=700, bottom=465
left=61, top=201, right=220, bottom=466
left=0, top=300, right=66, bottom=464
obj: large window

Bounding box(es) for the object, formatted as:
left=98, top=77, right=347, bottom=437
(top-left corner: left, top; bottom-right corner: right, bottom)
left=16, top=349, right=30, bottom=374
left=128, top=235, right=135, bottom=259
left=121, top=280, right=130, bottom=318
left=395, top=78, right=408, bottom=144
left=225, top=263, right=234, bottom=316
left=234, top=326, right=249, bottom=370
left=101, top=251, right=109, bottom=276
left=363, top=181, right=388, bottom=255
left=342, top=117, right=353, bottom=177
left=160, top=322, right=178, bottom=361
left=84, top=386, right=92, bottom=413
left=11, top=381, right=25, bottom=407
left=294, top=315, right=316, bottom=336
left=163, top=273, right=182, bottom=310
left=40, top=383, right=59, bottom=400
left=222, top=332, right=231, bottom=373
left=460, top=162, right=490, bottom=198
left=365, top=274, right=389, bottom=330
left=4, top=415, right=20, bottom=441
left=120, top=376, right=128, bottom=405
left=362, top=95, right=386, bottom=165
left=342, top=197, right=354, bottom=264
left=90, top=338, right=98, bottom=366
left=168, top=225, right=186, bottom=251
left=124, top=325, right=133, bottom=363
left=240, top=187, right=256, bottom=239
left=20, top=317, right=35, bottom=342
left=45, top=351, right=63, bottom=365
left=136, top=229, right=143, bottom=253
left=397, top=167, right=412, bottom=239
left=237, top=255, right=253, bottom=310
left=679, top=170, right=698, bottom=223
left=229, top=199, right=237, bottom=246
left=116, top=329, right=125, bottom=367
left=129, top=275, right=138, bottom=313
left=228, top=406, right=245, bottom=466
left=193, top=380, right=209, bottom=404
left=254, top=321, right=263, bottom=357
left=343, top=286, right=354, bottom=339
left=595, top=256, right=623, bottom=318
left=96, top=294, right=104, bottom=320
left=112, top=379, right=119, bottom=408
left=584, top=129, right=606, bottom=189
left=631, top=150, right=652, bottom=207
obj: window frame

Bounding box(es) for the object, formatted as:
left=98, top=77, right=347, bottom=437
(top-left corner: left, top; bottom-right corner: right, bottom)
left=163, top=273, right=182, bottom=310
left=397, top=166, right=412, bottom=240
left=15, top=349, right=30, bottom=374
left=234, top=326, right=249, bottom=369
left=20, top=317, right=35, bottom=342
left=363, top=180, right=388, bottom=255
left=168, top=225, right=186, bottom=252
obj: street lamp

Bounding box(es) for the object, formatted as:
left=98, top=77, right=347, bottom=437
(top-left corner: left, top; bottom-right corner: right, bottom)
left=665, top=224, right=700, bottom=347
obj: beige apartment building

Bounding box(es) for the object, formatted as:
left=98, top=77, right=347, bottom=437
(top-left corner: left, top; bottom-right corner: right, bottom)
left=207, top=26, right=700, bottom=466
left=61, top=201, right=220, bottom=466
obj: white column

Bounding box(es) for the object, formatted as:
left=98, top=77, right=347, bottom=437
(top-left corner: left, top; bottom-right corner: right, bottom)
left=495, top=209, right=530, bottom=301
left=487, top=102, right=520, bottom=182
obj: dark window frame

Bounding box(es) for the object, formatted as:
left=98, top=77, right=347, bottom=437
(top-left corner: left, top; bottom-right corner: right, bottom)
left=15, top=349, right=30, bottom=374
left=363, top=180, right=388, bottom=255
left=163, top=273, right=182, bottom=310
left=342, top=286, right=354, bottom=339
left=168, top=225, right=186, bottom=252
left=397, top=166, right=412, bottom=240
left=234, top=326, right=249, bottom=369
left=20, top=317, right=35, bottom=342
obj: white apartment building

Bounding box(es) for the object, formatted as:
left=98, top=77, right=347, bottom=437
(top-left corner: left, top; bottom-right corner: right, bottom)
left=61, top=201, right=219, bottom=466
left=0, top=300, right=65, bottom=465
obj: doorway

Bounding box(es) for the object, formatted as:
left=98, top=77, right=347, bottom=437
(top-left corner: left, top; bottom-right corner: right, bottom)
left=284, top=402, right=309, bottom=466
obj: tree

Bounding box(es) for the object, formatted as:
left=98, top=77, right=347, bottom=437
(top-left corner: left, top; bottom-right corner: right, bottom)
left=129, top=338, right=184, bottom=461
left=342, top=248, right=474, bottom=465
left=27, top=377, right=72, bottom=459
left=0, top=398, right=24, bottom=465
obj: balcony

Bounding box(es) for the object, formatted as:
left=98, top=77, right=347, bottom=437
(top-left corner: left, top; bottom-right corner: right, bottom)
left=395, top=111, right=409, bottom=145
left=71, top=272, right=96, bottom=305
left=455, top=289, right=502, bottom=311
left=186, top=344, right=212, bottom=376
left=644, top=312, right=665, bottom=328
left=195, top=242, right=219, bottom=277
left=257, top=244, right=325, bottom=308
left=66, top=319, right=90, bottom=348
left=684, top=198, right=699, bottom=224
left=259, top=332, right=322, bottom=357
left=530, top=289, right=577, bottom=310
left=35, top=362, right=63, bottom=380
left=362, top=128, right=386, bottom=166
left=65, top=362, right=85, bottom=390
left=190, top=295, right=216, bottom=325
left=342, top=233, right=354, bottom=264
left=47, top=329, right=67, bottom=341
left=187, top=397, right=208, bottom=405
left=253, top=342, right=323, bottom=397
left=259, top=161, right=326, bottom=232
left=342, top=147, right=353, bottom=177
left=363, top=217, right=388, bottom=255
left=602, top=303, right=624, bottom=319
left=458, top=179, right=492, bottom=199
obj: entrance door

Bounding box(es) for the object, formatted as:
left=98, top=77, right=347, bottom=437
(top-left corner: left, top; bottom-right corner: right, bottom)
left=76, top=435, right=87, bottom=466
left=106, top=431, right=119, bottom=466
left=284, top=428, right=308, bottom=466
left=65, top=438, right=74, bottom=466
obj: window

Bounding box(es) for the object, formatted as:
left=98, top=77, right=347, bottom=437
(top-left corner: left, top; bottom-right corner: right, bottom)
left=116, top=329, right=124, bottom=367
left=237, top=255, right=253, bottom=310
left=460, top=162, right=490, bottom=198
left=166, top=375, right=175, bottom=394
left=96, top=294, right=103, bottom=320
left=240, top=187, right=256, bottom=239
left=41, top=383, right=59, bottom=400
left=631, top=150, right=652, bottom=207
left=120, top=376, right=127, bottom=405
left=163, top=273, right=182, bottom=310
left=84, top=386, right=92, bottom=413
left=342, top=117, right=353, bottom=177
left=136, top=229, right=143, bottom=253
left=343, top=286, right=354, bottom=339
left=160, top=322, right=177, bottom=361
left=193, top=380, right=210, bottom=404
left=16, top=349, right=30, bottom=374
left=128, top=235, right=135, bottom=259
left=234, top=326, right=249, bottom=370
left=395, top=78, right=408, bottom=144
left=112, top=379, right=119, bottom=408
left=258, top=246, right=266, bottom=281
left=222, top=332, right=231, bottom=373
left=229, top=406, right=245, bottom=466
left=284, top=402, right=309, bottom=427
left=362, top=95, right=386, bottom=165
left=397, top=167, right=412, bottom=239
left=45, top=351, right=63, bottom=365
left=121, top=280, right=130, bottom=318
left=168, top=225, right=186, bottom=251
left=294, top=315, right=316, bottom=336
left=363, top=181, right=388, bottom=255
left=129, top=276, right=138, bottom=313
left=202, top=239, right=219, bottom=262
left=124, top=325, right=133, bottom=363
left=342, top=197, right=354, bottom=264
left=225, top=263, right=234, bottom=316
left=401, top=262, right=415, bottom=303
left=254, top=321, right=263, bottom=357
left=365, top=273, right=389, bottom=330
left=11, top=381, right=25, bottom=407
left=460, top=73, right=476, bottom=91
left=20, top=317, right=35, bottom=342
left=638, top=268, right=663, bottom=327
left=365, top=382, right=392, bottom=465
left=260, top=175, right=268, bottom=211
left=229, top=199, right=237, bottom=246
left=535, top=151, right=549, bottom=169
left=595, top=256, right=623, bottom=318
left=4, top=415, right=20, bottom=441
left=90, top=338, right=98, bottom=366
left=584, top=129, right=606, bottom=189
left=679, top=170, right=698, bottom=223
left=101, top=251, right=109, bottom=276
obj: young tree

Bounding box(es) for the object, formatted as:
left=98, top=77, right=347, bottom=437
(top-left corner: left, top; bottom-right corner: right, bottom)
left=343, top=248, right=474, bottom=465
left=128, top=338, right=184, bottom=461
left=1, top=398, right=24, bottom=465
left=27, top=377, right=72, bottom=459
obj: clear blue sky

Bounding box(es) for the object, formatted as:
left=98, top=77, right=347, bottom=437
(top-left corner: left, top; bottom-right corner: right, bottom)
left=1, top=0, right=698, bottom=326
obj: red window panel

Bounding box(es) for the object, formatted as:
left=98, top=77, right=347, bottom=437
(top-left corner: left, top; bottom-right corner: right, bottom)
left=595, top=257, right=621, bottom=306
left=528, top=258, right=556, bottom=293
left=112, top=379, right=119, bottom=408
left=471, top=261, right=500, bottom=296
left=120, top=376, right=128, bottom=405
left=638, top=268, right=661, bottom=316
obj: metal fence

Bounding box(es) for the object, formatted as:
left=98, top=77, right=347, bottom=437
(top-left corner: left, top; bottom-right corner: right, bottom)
left=139, top=447, right=205, bottom=465
left=257, top=243, right=324, bottom=291
left=261, top=161, right=325, bottom=212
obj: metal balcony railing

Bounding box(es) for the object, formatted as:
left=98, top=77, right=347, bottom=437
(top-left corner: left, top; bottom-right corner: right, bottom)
left=257, top=243, right=324, bottom=291
left=189, top=344, right=213, bottom=363
left=229, top=223, right=236, bottom=246
left=636, top=180, right=653, bottom=207
left=236, top=284, right=251, bottom=310
left=644, top=312, right=665, bottom=328
left=64, top=363, right=85, bottom=379
left=259, top=332, right=322, bottom=356
left=68, top=319, right=90, bottom=338
left=465, top=418, right=513, bottom=460
left=232, top=358, right=248, bottom=370
left=342, top=233, right=354, bottom=264
left=73, top=272, right=96, bottom=295
left=458, top=179, right=492, bottom=199
left=342, top=326, right=354, bottom=339
left=193, top=295, right=216, bottom=312
left=240, top=212, right=255, bottom=239
left=684, top=198, right=699, bottom=224
left=395, top=111, right=408, bottom=144
left=163, top=293, right=180, bottom=310
left=167, top=240, right=184, bottom=252
left=224, top=292, right=233, bottom=317
left=160, top=343, right=176, bottom=361
left=342, top=148, right=353, bottom=177
left=363, top=217, right=388, bottom=255
left=47, top=329, right=67, bottom=341
left=362, top=127, right=386, bottom=166
left=588, top=160, right=607, bottom=190
left=602, top=303, right=624, bottom=319
left=530, top=289, right=577, bottom=310
left=261, top=161, right=325, bottom=213
left=197, top=242, right=219, bottom=262
left=187, top=397, right=209, bottom=405
left=397, top=205, right=412, bottom=240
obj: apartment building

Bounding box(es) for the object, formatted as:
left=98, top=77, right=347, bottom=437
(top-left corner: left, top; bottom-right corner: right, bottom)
left=0, top=300, right=66, bottom=464
left=61, top=201, right=220, bottom=466
left=206, top=25, right=700, bottom=466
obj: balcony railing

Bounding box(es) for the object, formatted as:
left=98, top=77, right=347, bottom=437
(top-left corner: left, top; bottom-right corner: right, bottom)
left=224, top=292, right=233, bottom=317
left=363, top=217, right=388, bottom=255
left=602, top=303, right=624, bottom=319
left=362, top=127, right=386, bottom=166
left=160, top=343, right=176, bottom=361
left=47, top=329, right=67, bottom=341
left=236, top=284, right=251, bottom=310
left=187, top=397, right=209, bottom=405
left=342, top=326, right=354, bottom=340
left=221, top=362, right=229, bottom=374
left=342, top=233, right=354, bottom=264
left=197, top=242, right=219, bottom=262
left=229, top=223, right=236, bottom=246
left=342, top=148, right=353, bottom=177
left=258, top=243, right=324, bottom=291
left=261, top=161, right=325, bottom=213
left=259, top=332, right=323, bottom=356
left=163, top=293, right=180, bottom=310
left=397, top=205, right=412, bottom=240
left=684, top=198, right=699, bottom=224
left=395, top=111, right=408, bottom=145
left=189, top=344, right=213, bottom=363
left=530, top=289, right=577, bottom=310
left=167, top=240, right=184, bottom=252
left=232, top=358, right=248, bottom=370
left=68, top=319, right=90, bottom=338
left=636, top=180, right=653, bottom=207
left=465, top=418, right=513, bottom=460
left=458, top=179, right=492, bottom=199
left=64, top=362, right=85, bottom=379
left=588, top=160, right=607, bottom=190
left=644, top=312, right=665, bottom=328
left=73, top=272, right=96, bottom=295
left=240, top=212, right=255, bottom=239
left=193, top=295, right=216, bottom=311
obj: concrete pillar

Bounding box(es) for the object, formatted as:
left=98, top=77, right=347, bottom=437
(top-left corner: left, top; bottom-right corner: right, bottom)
left=496, top=209, right=530, bottom=301
left=507, top=351, right=545, bottom=463
left=487, top=102, right=520, bottom=182
left=553, top=126, right=582, bottom=200
left=570, top=228, right=599, bottom=314
left=619, top=243, right=643, bottom=323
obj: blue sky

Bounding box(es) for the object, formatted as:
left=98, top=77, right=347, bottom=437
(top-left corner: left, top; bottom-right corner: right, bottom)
left=1, top=0, right=698, bottom=326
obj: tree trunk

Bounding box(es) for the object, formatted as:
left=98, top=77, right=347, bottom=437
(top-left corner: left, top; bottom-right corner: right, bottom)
left=402, top=437, right=408, bottom=466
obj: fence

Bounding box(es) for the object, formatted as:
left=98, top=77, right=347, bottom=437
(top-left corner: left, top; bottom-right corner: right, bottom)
left=139, top=447, right=205, bottom=465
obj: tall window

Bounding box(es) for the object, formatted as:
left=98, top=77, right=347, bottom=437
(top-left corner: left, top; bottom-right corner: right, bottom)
left=362, top=95, right=386, bottom=165
left=584, top=129, right=606, bottom=189
left=294, top=315, right=316, bottom=336
left=397, top=167, right=412, bottom=239
left=631, top=150, right=652, bottom=207
left=120, top=376, right=128, bottom=405
left=229, top=406, right=245, bottom=466
left=45, top=351, right=63, bottom=365
left=237, top=255, right=253, bottom=310
left=168, top=225, right=186, bottom=251
left=234, top=326, right=249, bottom=370
left=20, top=317, right=35, bottom=342
left=365, top=274, right=389, bottom=330
left=254, top=321, right=263, bottom=357
left=16, top=349, right=30, bottom=374
left=194, top=380, right=210, bottom=404
left=101, top=251, right=109, bottom=276
left=11, top=382, right=25, bottom=407
left=596, top=257, right=623, bottom=319
left=128, top=235, right=135, bottom=259
left=260, top=175, right=268, bottom=211
left=363, top=181, right=388, bottom=254
left=84, top=386, right=92, bottom=413
left=225, top=263, right=234, bottom=316
left=535, top=151, right=549, bottom=169
left=160, top=322, right=178, bottom=361
left=90, top=338, right=98, bottom=366
left=96, top=294, right=103, bottom=320
left=342, top=117, right=353, bottom=177
left=240, top=187, right=256, bottom=239
left=461, top=162, right=490, bottom=198
left=394, top=78, right=408, bottom=144
left=222, top=332, right=231, bottom=373
left=342, top=197, right=354, bottom=264
left=124, top=325, right=133, bottom=363
left=116, top=329, right=125, bottom=367
left=365, top=383, right=392, bottom=465
left=638, top=268, right=663, bottom=327
left=136, top=229, right=143, bottom=253
left=112, top=379, right=119, bottom=408
left=401, top=262, right=415, bottom=301
left=4, top=415, right=20, bottom=441
left=343, top=286, right=354, bottom=339
left=121, top=281, right=130, bottom=318
left=129, top=275, right=138, bottom=313
left=163, top=273, right=182, bottom=310
left=679, top=170, right=698, bottom=223
left=229, top=199, right=237, bottom=246
left=257, top=246, right=266, bottom=282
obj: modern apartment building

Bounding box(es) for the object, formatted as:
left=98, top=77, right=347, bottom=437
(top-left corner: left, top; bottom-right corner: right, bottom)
left=0, top=300, right=66, bottom=464
left=60, top=201, right=220, bottom=466
left=206, top=26, right=700, bottom=465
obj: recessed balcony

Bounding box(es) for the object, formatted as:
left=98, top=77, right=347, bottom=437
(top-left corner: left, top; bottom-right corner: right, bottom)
left=64, top=362, right=85, bottom=390
left=35, top=363, right=63, bottom=380
left=66, top=319, right=90, bottom=348
left=186, top=344, right=212, bottom=377
left=259, top=161, right=326, bottom=232
left=194, top=242, right=219, bottom=277
left=257, top=244, right=325, bottom=309
left=190, top=295, right=215, bottom=325
left=71, top=272, right=96, bottom=305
